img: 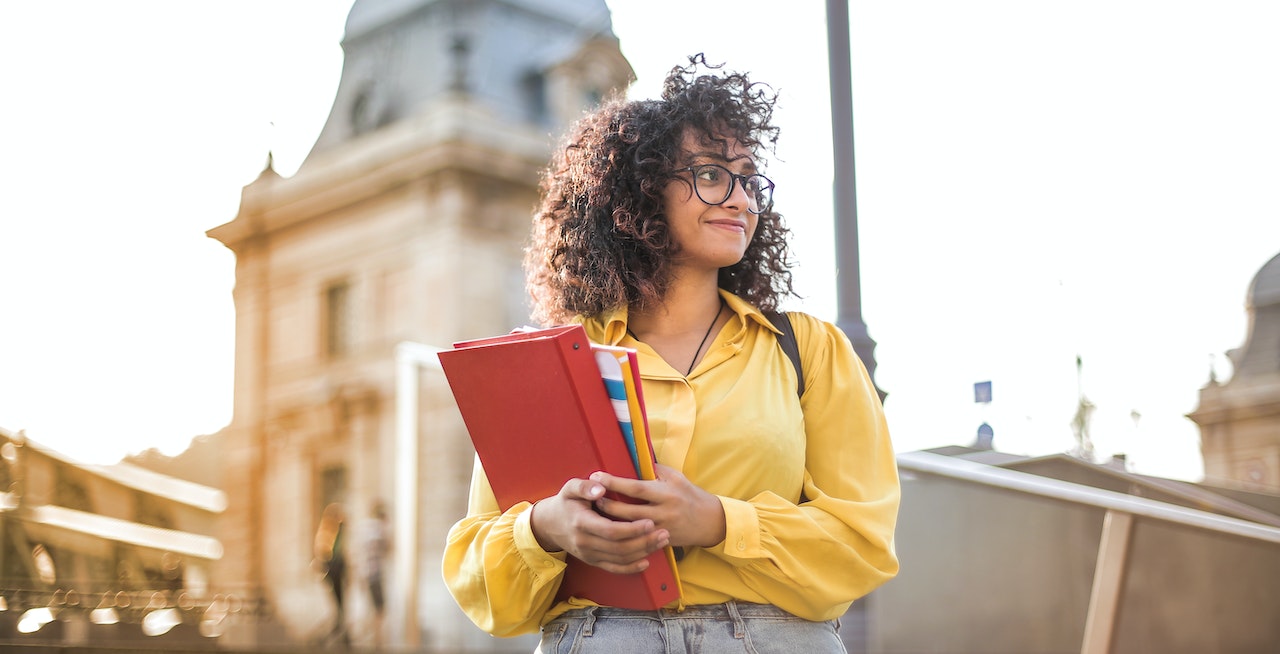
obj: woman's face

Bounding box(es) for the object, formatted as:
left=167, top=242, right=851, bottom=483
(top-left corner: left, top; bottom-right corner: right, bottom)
left=661, top=130, right=759, bottom=274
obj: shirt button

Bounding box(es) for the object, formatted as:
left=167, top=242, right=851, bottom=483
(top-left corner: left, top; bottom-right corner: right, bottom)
left=736, top=539, right=746, bottom=551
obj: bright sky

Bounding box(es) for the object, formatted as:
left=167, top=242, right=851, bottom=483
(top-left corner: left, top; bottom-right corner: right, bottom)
left=2, top=2, right=1278, bottom=482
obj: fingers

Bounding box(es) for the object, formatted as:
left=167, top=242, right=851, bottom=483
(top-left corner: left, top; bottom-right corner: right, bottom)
left=562, top=476, right=607, bottom=502
left=531, top=475, right=670, bottom=572
left=591, top=465, right=689, bottom=497
left=589, top=471, right=662, bottom=503
left=589, top=469, right=680, bottom=521
left=566, top=523, right=669, bottom=573
left=591, top=554, right=656, bottom=575
left=590, top=467, right=727, bottom=549
left=529, top=478, right=609, bottom=552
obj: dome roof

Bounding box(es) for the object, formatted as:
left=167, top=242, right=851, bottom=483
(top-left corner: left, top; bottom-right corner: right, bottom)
left=1248, top=251, right=1280, bottom=308
left=345, top=0, right=612, bottom=41
left=1230, top=250, right=1280, bottom=379
left=305, top=0, right=623, bottom=166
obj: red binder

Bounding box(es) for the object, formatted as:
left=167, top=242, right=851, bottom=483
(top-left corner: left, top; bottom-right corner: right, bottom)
left=437, top=324, right=681, bottom=610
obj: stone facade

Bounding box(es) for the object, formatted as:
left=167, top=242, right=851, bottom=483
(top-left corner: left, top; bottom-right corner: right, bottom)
left=1190, top=251, right=1280, bottom=491
left=205, top=1, right=631, bottom=649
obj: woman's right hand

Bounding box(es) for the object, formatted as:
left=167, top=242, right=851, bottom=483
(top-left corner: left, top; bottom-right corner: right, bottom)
left=529, top=476, right=669, bottom=574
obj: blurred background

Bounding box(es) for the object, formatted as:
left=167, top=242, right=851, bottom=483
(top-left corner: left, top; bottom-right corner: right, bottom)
left=5, top=0, right=1280, bottom=476
left=1, top=1, right=1278, bottom=651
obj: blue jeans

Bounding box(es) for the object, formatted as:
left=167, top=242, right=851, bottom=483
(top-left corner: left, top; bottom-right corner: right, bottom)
left=536, top=601, right=846, bottom=654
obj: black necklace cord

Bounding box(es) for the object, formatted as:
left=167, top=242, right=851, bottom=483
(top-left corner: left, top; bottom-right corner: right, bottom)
left=686, top=299, right=725, bottom=376
left=625, top=298, right=727, bottom=377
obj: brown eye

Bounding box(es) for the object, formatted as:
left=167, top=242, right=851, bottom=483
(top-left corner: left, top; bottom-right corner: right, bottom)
left=695, top=166, right=723, bottom=183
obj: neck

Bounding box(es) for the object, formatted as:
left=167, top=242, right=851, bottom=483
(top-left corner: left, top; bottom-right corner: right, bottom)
left=626, top=277, right=725, bottom=377
left=629, top=271, right=723, bottom=337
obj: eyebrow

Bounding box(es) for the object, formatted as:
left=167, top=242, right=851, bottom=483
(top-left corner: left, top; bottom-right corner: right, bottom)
left=688, top=150, right=758, bottom=173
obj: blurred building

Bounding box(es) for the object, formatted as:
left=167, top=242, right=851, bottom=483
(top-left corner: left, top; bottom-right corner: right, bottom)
left=205, top=0, right=631, bottom=649
left=0, top=426, right=228, bottom=649
left=1190, top=250, right=1280, bottom=491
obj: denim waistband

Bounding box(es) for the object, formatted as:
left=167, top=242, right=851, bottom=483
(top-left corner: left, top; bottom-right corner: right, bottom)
left=558, top=601, right=807, bottom=622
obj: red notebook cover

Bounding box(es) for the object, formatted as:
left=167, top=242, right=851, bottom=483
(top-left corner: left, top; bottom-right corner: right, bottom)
left=437, top=324, right=681, bottom=610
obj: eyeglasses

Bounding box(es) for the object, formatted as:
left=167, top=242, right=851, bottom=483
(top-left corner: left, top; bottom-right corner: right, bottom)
left=673, top=164, right=775, bottom=214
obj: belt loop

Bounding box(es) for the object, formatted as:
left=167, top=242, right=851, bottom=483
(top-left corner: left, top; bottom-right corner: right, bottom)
left=725, top=601, right=746, bottom=639
left=582, top=606, right=598, bottom=637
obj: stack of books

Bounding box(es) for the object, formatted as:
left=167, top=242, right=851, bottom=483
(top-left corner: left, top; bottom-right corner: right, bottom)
left=438, top=325, right=682, bottom=609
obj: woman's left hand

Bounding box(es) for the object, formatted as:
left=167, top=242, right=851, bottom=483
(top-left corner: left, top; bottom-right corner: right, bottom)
left=590, top=463, right=727, bottom=549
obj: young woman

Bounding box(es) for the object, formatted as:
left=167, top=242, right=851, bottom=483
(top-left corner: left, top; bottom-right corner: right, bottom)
left=443, top=55, right=899, bottom=653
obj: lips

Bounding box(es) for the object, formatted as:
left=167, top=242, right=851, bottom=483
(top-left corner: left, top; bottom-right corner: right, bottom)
left=707, top=219, right=748, bottom=233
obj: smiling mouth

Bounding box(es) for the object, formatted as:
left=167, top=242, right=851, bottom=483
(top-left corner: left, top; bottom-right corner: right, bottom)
left=707, top=220, right=747, bottom=233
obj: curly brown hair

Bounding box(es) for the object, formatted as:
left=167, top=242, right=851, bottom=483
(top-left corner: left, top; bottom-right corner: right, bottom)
left=524, top=54, right=796, bottom=326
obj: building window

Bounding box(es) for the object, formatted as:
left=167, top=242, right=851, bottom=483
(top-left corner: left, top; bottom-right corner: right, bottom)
left=135, top=492, right=174, bottom=529
left=324, top=281, right=354, bottom=358
left=319, top=465, right=347, bottom=514
left=522, top=71, right=548, bottom=126
left=54, top=469, right=92, bottom=512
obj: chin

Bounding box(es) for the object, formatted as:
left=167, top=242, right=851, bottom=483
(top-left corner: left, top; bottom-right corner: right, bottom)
left=716, top=254, right=748, bottom=269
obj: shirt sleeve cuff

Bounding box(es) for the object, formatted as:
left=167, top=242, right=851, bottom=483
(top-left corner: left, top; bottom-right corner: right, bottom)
left=513, top=503, right=568, bottom=577
left=717, top=495, right=762, bottom=560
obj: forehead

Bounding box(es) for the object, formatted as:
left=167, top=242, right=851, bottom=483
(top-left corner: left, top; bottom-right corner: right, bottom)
left=679, top=129, right=755, bottom=166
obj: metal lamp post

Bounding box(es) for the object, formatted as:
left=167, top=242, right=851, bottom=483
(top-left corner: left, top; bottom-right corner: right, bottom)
left=827, top=0, right=885, bottom=401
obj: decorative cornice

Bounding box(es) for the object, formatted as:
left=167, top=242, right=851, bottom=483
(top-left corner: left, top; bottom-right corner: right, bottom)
left=1188, top=373, right=1280, bottom=425
left=208, top=98, right=551, bottom=252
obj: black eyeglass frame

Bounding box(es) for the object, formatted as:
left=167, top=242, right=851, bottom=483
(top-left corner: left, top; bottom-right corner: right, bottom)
left=672, top=164, right=775, bottom=215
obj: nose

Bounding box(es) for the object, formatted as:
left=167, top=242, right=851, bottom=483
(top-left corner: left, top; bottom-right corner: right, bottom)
left=721, top=174, right=752, bottom=213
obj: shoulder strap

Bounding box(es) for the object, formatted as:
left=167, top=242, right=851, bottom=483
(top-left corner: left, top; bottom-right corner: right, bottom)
left=766, top=311, right=804, bottom=398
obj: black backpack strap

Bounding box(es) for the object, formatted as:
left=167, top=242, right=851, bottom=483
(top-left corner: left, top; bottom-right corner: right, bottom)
left=766, top=311, right=804, bottom=398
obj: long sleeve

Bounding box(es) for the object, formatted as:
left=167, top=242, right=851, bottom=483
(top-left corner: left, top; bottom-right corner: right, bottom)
left=441, top=458, right=569, bottom=637
left=702, top=313, right=900, bottom=620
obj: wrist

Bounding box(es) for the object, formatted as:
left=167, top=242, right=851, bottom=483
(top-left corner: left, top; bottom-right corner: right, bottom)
left=529, top=500, right=564, bottom=553
left=697, top=493, right=727, bottom=548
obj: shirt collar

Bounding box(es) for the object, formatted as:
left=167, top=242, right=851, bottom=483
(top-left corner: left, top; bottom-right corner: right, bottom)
left=721, top=290, right=783, bottom=334
left=585, top=289, right=781, bottom=343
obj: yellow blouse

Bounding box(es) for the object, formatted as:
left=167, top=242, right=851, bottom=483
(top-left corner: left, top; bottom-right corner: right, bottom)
left=443, top=290, right=900, bottom=637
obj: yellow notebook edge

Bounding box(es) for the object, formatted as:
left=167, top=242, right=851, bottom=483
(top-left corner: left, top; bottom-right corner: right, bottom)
left=612, top=349, right=685, bottom=605
left=616, top=354, right=656, bottom=480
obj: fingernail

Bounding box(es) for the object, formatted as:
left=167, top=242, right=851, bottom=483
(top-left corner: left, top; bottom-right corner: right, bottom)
left=588, top=485, right=603, bottom=498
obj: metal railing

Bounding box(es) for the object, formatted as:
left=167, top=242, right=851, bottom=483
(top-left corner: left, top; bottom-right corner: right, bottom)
left=896, top=450, right=1280, bottom=654
left=896, top=450, right=1280, bottom=544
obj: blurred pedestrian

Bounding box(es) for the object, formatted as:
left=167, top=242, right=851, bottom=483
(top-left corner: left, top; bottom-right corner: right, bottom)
left=360, top=500, right=391, bottom=648
left=313, top=502, right=349, bottom=646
